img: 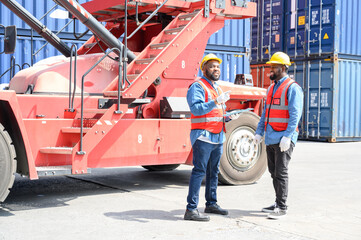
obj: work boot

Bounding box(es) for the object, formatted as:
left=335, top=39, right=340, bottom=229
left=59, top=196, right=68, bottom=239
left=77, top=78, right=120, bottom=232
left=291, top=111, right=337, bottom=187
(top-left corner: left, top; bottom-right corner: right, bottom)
left=184, top=209, right=210, bottom=221
left=262, top=203, right=277, bottom=213
left=204, top=204, right=229, bottom=215
left=267, top=208, right=287, bottom=219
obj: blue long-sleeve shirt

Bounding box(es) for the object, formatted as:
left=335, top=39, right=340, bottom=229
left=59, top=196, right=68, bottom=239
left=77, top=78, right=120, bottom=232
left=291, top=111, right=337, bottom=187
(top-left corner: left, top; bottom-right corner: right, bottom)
left=255, top=75, right=304, bottom=145
left=187, top=75, right=226, bottom=146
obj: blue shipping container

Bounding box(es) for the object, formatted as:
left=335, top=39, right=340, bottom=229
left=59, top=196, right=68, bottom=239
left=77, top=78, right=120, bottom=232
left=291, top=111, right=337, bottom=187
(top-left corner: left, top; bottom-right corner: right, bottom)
left=0, top=0, right=91, bottom=37
left=250, top=1, right=261, bottom=62
left=289, top=58, right=361, bottom=142
left=286, top=0, right=361, bottom=59
left=199, top=50, right=250, bottom=83
left=250, top=0, right=285, bottom=63
left=207, top=19, right=250, bottom=53
left=0, top=35, right=85, bottom=89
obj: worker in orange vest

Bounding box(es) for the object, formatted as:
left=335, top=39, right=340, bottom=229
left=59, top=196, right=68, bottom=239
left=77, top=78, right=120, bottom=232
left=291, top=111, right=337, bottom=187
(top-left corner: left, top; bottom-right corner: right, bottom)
left=254, top=52, right=304, bottom=219
left=184, top=53, right=240, bottom=221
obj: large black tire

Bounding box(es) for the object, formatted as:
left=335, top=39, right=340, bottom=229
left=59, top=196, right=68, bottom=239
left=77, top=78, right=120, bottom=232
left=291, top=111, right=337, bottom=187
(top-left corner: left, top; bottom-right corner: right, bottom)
left=0, top=123, right=17, bottom=202
left=219, top=111, right=267, bottom=185
left=142, top=164, right=180, bottom=171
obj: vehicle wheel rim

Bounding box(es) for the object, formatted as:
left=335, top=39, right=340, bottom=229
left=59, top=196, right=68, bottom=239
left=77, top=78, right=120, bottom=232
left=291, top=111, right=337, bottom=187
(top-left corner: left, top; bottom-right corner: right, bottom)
left=226, top=126, right=260, bottom=172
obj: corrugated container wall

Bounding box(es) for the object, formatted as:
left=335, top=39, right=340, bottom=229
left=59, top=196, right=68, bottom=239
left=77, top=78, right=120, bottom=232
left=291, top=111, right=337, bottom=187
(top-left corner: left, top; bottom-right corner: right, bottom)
left=0, top=36, right=85, bottom=89
left=199, top=50, right=250, bottom=83
left=250, top=64, right=272, bottom=89
left=286, top=0, right=361, bottom=59
left=250, top=0, right=285, bottom=63
left=289, top=58, right=361, bottom=142
left=207, top=19, right=250, bottom=53
left=0, top=0, right=91, bottom=38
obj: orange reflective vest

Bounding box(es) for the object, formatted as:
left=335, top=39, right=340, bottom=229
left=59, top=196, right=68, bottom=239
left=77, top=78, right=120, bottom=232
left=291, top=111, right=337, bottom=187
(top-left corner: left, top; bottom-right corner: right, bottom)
left=190, top=78, right=225, bottom=134
left=265, top=78, right=295, bottom=131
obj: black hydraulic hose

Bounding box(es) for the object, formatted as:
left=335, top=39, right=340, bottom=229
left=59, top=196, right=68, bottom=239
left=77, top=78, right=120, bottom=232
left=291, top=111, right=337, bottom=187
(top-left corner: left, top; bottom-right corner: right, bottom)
left=54, top=0, right=136, bottom=63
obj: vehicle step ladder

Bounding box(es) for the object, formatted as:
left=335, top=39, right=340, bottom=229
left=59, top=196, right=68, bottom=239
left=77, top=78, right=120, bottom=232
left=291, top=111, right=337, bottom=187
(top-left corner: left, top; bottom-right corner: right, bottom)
left=103, top=10, right=211, bottom=99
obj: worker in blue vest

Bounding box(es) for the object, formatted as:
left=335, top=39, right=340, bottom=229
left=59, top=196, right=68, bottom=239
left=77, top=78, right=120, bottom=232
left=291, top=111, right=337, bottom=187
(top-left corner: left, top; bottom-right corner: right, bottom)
left=254, top=52, right=303, bottom=219
left=184, top=53, right=240, bottom=221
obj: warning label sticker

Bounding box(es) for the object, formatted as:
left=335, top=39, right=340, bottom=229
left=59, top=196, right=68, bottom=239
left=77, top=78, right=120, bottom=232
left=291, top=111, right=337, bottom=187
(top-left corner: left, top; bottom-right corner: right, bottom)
left=298, top=16, right=305, bottom=25
left=275, top=34, right=280, bottom=43
left=323, top=33, right=329, bottom=40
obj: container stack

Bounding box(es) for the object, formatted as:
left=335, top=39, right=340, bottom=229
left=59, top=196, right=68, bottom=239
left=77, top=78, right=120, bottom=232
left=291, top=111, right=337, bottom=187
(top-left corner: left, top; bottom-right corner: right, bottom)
left=250, top=0, right=361, bottom=142
left=203, top=19, right=251, bottom=83
left=250, top=0, right=285, bottom=89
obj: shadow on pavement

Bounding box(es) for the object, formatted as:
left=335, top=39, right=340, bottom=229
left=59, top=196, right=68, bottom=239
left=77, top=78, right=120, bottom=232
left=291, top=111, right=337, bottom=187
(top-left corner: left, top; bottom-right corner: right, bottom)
left=228, top=209, right=268, bottom=219
left=0, top=167, right=192, bottom=214
left=104, top=209, right=185, bottom=222
left=104, top=208, right=267, bottom=223
left=0, top=206, right=15, bottom=217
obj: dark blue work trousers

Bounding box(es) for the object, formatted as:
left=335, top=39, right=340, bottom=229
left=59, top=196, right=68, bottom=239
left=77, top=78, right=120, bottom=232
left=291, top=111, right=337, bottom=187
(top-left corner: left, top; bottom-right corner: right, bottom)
left=186, top=140, right=223, bottom=210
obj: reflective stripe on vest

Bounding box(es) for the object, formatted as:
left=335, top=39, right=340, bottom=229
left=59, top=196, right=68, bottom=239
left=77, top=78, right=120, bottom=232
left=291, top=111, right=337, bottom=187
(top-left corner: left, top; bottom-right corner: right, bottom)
left=190, top=78, right=224, bottom=134
left=265, top=78, right=294, bottom=131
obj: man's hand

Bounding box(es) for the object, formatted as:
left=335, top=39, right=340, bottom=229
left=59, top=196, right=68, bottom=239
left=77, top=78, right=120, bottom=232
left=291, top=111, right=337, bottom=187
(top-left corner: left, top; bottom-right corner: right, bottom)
left=253, top=134, right=262, bottom=144
left=229, top=113, right=240, bottom=120
left=216, top=90, right=231, bottom=104
left=279, top=136, right=291, bottom=152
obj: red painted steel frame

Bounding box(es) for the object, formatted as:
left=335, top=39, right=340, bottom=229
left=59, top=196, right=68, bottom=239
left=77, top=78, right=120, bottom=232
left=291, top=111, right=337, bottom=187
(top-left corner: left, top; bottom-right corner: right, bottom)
left=0, top=0, right=262, bottom=180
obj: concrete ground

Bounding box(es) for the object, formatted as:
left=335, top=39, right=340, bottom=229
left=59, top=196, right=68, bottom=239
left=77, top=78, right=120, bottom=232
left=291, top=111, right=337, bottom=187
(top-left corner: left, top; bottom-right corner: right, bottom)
left=0, top=141, right=360, bottom=240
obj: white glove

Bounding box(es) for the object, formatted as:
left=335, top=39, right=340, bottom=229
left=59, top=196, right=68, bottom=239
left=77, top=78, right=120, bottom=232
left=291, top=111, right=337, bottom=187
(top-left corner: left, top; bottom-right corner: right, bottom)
left=279, top=136, right=291, bottom=152
left=229, top=113, right=240, bottom=120
left=216, top=90, right=231, bottom=104
left=253, top=134, right=262, bottom=144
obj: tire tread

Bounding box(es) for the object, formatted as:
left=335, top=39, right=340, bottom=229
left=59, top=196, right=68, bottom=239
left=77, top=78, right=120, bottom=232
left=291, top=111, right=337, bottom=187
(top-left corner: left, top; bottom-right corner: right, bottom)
left=0, top=124, right=17, bottom=202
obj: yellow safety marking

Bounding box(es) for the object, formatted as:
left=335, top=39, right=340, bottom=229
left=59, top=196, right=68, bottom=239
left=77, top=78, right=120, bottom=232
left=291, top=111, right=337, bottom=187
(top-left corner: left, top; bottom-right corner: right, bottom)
left=323, top=33, right=329, bottom=40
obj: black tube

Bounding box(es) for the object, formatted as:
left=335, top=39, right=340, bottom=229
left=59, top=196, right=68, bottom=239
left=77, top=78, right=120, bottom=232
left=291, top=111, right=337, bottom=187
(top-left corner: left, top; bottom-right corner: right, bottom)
left=54, top=0, right=136, bottom=62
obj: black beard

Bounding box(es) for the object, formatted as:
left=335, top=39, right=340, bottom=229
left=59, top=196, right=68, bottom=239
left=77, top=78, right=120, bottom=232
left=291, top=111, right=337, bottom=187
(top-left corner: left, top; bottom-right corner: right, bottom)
left=270, top=74, right=277, bottom=80
left=270, top=68, right=282, bottom=81
left=205, top=69, right=219, bottom=81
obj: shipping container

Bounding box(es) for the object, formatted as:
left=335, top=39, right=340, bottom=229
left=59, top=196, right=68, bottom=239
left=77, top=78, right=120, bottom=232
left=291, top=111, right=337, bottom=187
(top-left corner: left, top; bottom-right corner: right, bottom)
left=199, top=50, right=250, bottom=83
left=250, top=0, right=285, bottom=63
left=286, top=0, right=361, bottom=59
left=250, top=63, right=272, bottom=89
left=289, top=58, right=361, bottom=142
left=0, top=0, right=91, bottom=39
left=207, top=19, right=250, bottom=53
left=250, top=0, right=261, bottom=63
left=0, top=35, right=85, bottom=89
